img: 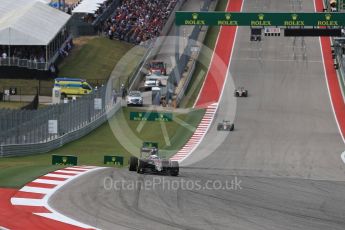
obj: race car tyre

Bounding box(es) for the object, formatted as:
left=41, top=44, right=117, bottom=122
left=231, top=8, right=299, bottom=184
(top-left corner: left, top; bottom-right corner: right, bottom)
left=137, top=160, right=145, bottom=174
left=230, top=124, right=234, bottom=131
left=235, top=92, right=239, bottom=97
left=169, top=161, right=179, bottom=176
left=217, top=124, right=222, bottom=131
left=129, top=156, right=138, bottom=171
left=244, top=91, right=248, bottom=97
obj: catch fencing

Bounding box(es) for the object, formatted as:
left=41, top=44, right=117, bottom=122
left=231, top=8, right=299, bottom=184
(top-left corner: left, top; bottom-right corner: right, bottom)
left=0, top=84, right=120, bottom=157
left=167, top=0, right=214, bottom=104
left=333, top=37, right=345, bottom=89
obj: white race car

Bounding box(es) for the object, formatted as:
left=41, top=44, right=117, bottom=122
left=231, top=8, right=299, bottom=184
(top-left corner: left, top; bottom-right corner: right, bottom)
left=217, top=120, right=234, bottom=131
left=234, top=87, right=248, bottom=97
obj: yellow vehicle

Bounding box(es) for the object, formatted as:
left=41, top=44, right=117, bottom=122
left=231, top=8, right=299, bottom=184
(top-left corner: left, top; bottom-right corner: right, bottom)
left=54, top=77, right=93, bottom=98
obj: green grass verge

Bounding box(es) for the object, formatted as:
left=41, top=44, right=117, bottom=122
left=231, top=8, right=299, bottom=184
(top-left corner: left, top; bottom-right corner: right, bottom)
left=0, top=165, right=64, bottom=188
left=180, top=0, right=228, bottom=108
left=0, top=107, right=204, bottom=188
left=59, top=37, right=136, bottom=81
left=0, top=102, right=26, bottom=109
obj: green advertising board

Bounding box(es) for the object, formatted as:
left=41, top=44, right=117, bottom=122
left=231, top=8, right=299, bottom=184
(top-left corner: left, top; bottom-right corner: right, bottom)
left=52, top=155, right=78, bottom=166
left=175, top=12, right=345, bottom=26
left=142, top=142, right=158, bottom=148
left=104, top=155, right=124, bottom=166
left=130, top=112, right=173, bottom=121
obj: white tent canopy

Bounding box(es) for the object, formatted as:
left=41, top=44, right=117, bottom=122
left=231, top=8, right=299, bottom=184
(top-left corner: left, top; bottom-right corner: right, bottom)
left=0, top=0, right=71, bottom=46
left=72, top=0, right=107, bottom=14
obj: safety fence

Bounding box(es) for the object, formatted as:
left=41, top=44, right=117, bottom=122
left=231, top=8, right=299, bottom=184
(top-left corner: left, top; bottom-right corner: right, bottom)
left=0, top=57, right=48, bottom=71
left=0, top=84, right=120, bottom=157
left=333, top=38, right=345, bottom=89
left=168, top=0, right=214, bottom=104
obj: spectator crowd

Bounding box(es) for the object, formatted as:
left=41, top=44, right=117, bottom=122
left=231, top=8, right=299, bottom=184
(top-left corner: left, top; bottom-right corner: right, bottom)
left=0, top=46, right=46, bottom=63
left=0, top=40, right=73, bottom=64
left=103, top=0, right=177, bottom=44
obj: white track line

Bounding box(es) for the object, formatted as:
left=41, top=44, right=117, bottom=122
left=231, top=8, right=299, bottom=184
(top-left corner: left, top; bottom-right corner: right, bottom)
left=44, top=173, right=73, bottom=179
left=53, top=170, right=81, bottom=174
left=11, top=198, right=45, bottom=206
left=20, top=186, right=52, bottom=194
left=35, top=213, right=95, bottom=229
left=33, top=179, right=65, bottom=185
left=341, top=151, right=345, bottom=164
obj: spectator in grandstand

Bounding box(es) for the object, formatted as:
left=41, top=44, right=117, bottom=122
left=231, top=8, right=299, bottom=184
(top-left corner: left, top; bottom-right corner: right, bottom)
left=59, top=39, right=73, bottom=57
left=80, top=0, right=115, bottom=23
left=0, top=38, right=73, bottom=64
left=103, top=0, right=177, bottom=44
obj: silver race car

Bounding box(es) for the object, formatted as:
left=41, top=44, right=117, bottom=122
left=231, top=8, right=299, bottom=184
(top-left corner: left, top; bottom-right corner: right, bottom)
left=234, top=87, right=248, bottom=97
left=217, top=120, right=234, bottom=131
left=129, top=142, right=179, bottom=176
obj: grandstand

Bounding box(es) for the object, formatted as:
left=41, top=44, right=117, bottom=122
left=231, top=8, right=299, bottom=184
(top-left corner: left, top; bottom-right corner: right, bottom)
left=0, top=0, right=71, bottom=78
left=104, top=0, right=177, bottom=44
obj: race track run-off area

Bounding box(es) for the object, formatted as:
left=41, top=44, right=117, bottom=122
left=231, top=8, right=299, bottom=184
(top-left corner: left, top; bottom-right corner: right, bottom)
left=2, top=0, right=345, bottom=229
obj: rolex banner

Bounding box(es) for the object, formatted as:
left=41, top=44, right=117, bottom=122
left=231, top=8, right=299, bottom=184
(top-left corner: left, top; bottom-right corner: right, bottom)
left=104, top=155, right=124, bottom=166
left=175, top=12, right=345, bottom=27
left=52, top=155, right=78, bottom=166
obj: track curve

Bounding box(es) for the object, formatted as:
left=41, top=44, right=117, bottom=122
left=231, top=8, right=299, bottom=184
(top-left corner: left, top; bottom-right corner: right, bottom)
left=50, top=0, right=345, bottom=229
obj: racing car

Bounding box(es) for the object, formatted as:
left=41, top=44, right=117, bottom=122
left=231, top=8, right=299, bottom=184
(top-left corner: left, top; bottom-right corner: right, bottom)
left=217, top=120, right=234, bottom=131
left=128, top=142, right=179, bottom=176
left=234, top=87, right=248, bottom=97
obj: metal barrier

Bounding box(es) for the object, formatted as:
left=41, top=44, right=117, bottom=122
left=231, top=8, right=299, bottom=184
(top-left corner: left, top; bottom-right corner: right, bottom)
left=0, top=57, right=48, bottom=70
left=0, top=84, right=121, bottom=157
left=333, top=38, right=345, bottom=87
left=168, top=0, right=214, bottom=103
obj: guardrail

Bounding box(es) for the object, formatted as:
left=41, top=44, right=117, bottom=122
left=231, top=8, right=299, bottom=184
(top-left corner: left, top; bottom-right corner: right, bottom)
left=0, top=103, right=120, bottom=157
left=0, top=83, right=121, bottom=157
left=333, top=38, right=345, bottom=92
left=176, top=61, right=196, bottom=104
left=0, top=57, right=48, bottom=70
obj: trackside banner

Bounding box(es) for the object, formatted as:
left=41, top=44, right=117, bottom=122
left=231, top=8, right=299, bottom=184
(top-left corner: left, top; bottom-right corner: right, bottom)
left=130, top=112, right=173, bottom=121
left=175, top=12, right=345, bottom=26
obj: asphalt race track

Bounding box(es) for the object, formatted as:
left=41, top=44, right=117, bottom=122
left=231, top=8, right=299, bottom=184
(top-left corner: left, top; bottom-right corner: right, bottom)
left=50, top=0, right=345, bottom=229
